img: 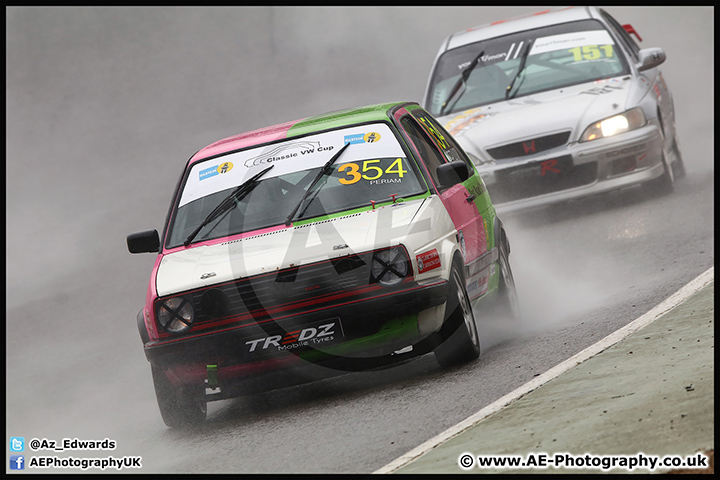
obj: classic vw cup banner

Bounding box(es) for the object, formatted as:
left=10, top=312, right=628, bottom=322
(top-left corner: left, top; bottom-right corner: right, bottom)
left=179, top=122, right=405, bottom=208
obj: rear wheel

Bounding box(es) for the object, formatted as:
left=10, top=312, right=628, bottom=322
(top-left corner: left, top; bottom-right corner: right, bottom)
left=494, top=236, right=520, bottom=324
left=498, top=234, right=520, bottom=321
left=151, top=364, right=207, bottom=428
left=434, top=261, right=480, bottom=367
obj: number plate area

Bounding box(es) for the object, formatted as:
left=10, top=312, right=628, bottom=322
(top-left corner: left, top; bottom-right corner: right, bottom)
left=503, top=156, right=574, bottom=180
left=242, top=317, right=345, bottom=357
left=491, top=155, right=598, bottom=203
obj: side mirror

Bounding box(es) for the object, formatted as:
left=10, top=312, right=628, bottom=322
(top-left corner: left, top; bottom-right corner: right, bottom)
left=436, top=161, right=470, bottom=189
left=637, top=47, right=666, bottom=72
left=127, top=229, right=160, bottom=254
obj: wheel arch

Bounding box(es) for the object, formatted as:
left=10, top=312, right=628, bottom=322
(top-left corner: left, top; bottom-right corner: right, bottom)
left=137, top=308, right=150, bottom=345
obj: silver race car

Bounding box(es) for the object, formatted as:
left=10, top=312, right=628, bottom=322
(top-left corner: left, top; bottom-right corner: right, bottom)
left=424, top=6, right=685, bottom=213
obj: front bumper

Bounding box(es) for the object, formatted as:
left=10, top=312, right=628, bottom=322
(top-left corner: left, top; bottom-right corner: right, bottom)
left=479, top=124, right=665, bottom=214
left=144, top=279, right=449, bottom=392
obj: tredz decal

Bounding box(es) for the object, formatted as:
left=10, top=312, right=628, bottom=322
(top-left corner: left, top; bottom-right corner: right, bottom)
left=245, top=322, right=337, bottom=353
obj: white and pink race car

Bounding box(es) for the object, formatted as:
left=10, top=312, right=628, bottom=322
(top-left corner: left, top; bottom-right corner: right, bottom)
left=128, top=101, right=518, bottom=427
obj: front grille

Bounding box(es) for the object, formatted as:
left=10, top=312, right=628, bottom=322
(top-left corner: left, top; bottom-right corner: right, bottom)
left=489, top=156, right=597, bottom=204
left=153, top=246, right=416, bottom=340
left=486, top=131, right=571, bottom=160
left=191, top=253, right=373, bottom=325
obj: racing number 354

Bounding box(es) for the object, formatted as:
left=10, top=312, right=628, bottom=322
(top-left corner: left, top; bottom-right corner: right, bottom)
left=338, top=158, right=407, bottom=185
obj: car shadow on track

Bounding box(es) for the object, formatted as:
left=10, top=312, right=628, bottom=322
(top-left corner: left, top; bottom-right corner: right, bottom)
left=501, top=178, right=691, bottom=229
left=166, top=354, right=445, bottom=431
left=161, top=330, right=525, bottom=435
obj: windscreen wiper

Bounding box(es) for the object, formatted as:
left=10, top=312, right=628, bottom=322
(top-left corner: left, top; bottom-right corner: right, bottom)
left=285, top=141, right=351, bottom=226
left=183, top=165, right=274, bottom=246
left=505, top=40, right=533, bottom=99
left=439, top=50, right=484, bottom=117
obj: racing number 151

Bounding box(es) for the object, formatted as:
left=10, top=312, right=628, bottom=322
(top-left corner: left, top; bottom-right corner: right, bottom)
left=338, top=158, right=407, bottom=185
left=568, top=44, right=614, bottom=61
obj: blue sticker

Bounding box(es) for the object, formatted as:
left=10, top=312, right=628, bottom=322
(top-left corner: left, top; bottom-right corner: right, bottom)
left=344, top=134, right=366, bottom=145
left=199, top=165, right=219, bottom=181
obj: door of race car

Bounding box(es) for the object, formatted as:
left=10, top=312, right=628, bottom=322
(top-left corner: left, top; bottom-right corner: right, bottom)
left=394, top=107, right=490, bottom=296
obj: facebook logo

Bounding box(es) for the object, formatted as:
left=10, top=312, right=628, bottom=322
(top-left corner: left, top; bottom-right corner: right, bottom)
left=10, top=437, right=24, bottom=451
left=10, top=455, right=24, bottom=470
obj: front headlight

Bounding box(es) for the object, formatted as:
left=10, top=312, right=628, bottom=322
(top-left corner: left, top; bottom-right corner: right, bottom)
left=371, top=247, right=411, bottom=286
left=156, top=296, right=194, bottom=334
left=580, top=107, right=646, bottom=142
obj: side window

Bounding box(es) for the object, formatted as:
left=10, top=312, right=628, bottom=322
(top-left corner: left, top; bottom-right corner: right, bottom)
left=399, top=116, right=447, bottom=189
left=601, top=10, right=640, bottom=62
left=412, top=109, right=475, bottom=173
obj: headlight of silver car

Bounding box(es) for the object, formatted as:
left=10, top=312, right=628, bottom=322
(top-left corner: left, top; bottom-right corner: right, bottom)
left=371, top=247, right=411, bottom=286
left=156, top=296, right=194, bottom=334
left=580, top=107, right=646, bottom=142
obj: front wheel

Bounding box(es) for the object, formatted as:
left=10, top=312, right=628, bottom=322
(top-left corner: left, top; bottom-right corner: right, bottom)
left=670, top=136, right=686, bottom=179
left=434, top=262, right=481, bottom=367
left=644, top=150, right=674, bottom=197
left=151, top=364, right=207, bottom=428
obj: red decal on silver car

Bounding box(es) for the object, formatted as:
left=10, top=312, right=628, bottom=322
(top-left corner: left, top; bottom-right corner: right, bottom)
left=540, top=159, right=560, bottom=176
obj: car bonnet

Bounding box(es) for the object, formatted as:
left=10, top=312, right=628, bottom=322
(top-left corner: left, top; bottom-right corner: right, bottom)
left=154, top=196, right=443, bottom=298
left=438, top=77, right=634, bottom=155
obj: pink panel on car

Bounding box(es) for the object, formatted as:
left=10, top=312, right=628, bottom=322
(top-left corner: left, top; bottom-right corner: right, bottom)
left=189, top=119, right=304, bottom=165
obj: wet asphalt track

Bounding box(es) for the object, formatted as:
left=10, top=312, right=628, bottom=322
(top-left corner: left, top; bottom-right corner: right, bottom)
left=6, top=6, right=714, bottom=473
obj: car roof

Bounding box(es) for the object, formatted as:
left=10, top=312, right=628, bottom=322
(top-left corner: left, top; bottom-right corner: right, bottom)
left=190, top=101, right=412, bottom=164
left=439, top=6, right=600, bottom=52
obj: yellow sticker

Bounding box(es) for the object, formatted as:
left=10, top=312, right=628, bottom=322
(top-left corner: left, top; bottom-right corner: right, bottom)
left=363, top=132, right=381, bottom=143
left=217, top=162, right=234, bottom=174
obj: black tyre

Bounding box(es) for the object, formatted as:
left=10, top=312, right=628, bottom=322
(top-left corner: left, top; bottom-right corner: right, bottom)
left=495, top=236, right=520, bottom=324
left=644, top=150, right=674, bottom=197
left=670, top=136, right=686, bottom=179
left=151, top=364, right=207, bottom=428
left=434, top=260, right=480, bottom=367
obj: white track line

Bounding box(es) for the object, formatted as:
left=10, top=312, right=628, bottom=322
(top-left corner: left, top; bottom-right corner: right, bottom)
left=375, top=266, right=714, bottom=474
